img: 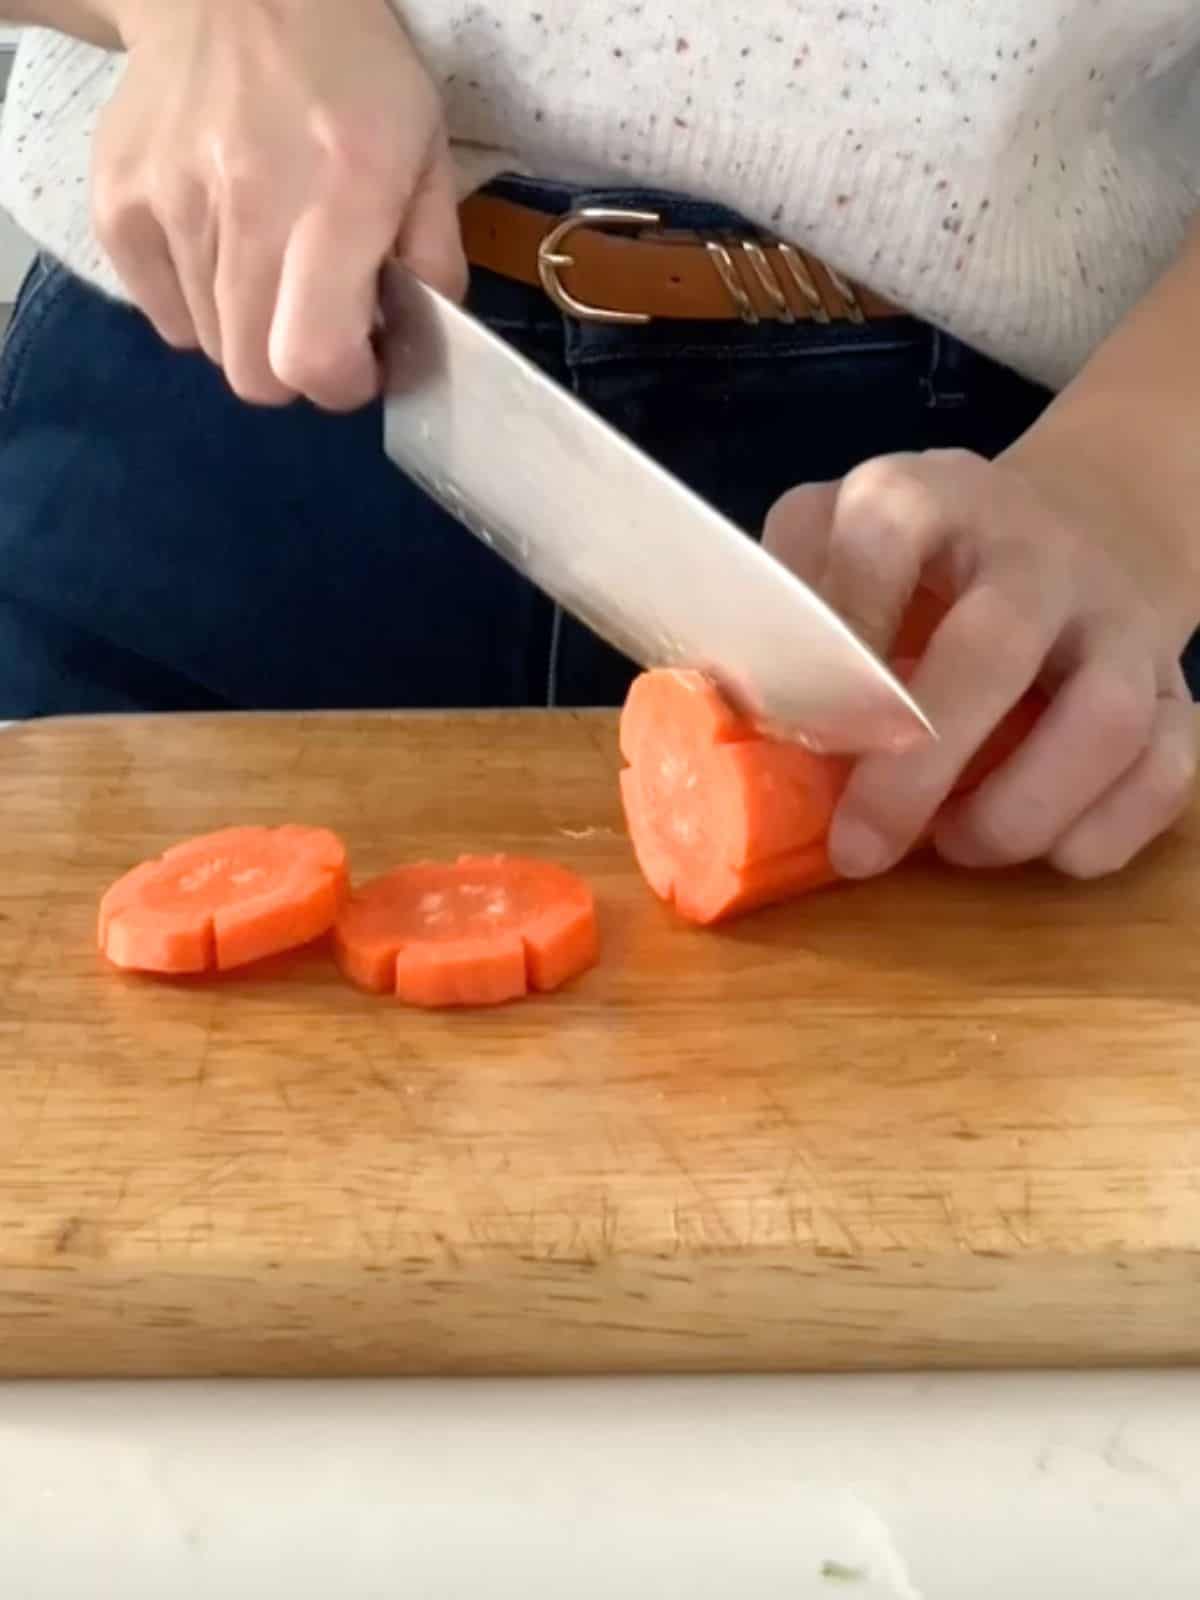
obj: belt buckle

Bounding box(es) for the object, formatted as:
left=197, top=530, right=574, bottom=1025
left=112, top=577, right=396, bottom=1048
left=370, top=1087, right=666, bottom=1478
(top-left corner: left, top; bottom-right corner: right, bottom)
left=537, top=206, right=661, bottom=325
left=536, top=203, right=867, bottom=327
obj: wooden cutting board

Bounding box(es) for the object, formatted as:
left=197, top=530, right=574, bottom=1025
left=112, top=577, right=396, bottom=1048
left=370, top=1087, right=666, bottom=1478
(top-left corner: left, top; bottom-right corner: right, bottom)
left=1, top=709, right=1199, bottom=1378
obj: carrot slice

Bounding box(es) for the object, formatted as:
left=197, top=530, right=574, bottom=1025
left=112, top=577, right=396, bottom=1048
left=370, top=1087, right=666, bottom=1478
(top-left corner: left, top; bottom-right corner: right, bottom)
left=618, top=663, right=1048, bottom=927
left=99, top=824, right=348, bottom=974
left=333, top=854, right=598, bottom=1007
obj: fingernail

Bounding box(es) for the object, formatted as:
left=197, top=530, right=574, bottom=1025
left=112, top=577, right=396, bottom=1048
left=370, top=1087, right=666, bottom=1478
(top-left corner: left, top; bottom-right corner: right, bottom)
left=829, top=817, right=894, bottom=879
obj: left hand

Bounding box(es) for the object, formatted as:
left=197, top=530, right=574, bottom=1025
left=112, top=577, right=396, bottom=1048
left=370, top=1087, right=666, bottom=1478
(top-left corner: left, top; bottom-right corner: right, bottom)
left=763, top=446, right=1199, bottom=881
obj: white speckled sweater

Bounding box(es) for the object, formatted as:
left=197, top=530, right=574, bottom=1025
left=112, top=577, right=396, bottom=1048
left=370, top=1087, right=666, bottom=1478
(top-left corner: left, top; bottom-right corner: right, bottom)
left=2, top=2, right=1200, bottom=389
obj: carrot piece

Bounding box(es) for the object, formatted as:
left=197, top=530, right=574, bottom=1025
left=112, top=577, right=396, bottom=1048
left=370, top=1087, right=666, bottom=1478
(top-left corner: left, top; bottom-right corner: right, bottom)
left=618, top=664, right=1048, bottom=927
left=686, top=843, right=838, bottom=926
left=618, top=665, right=754, bottom=769
left=99, top=824, right=348, bottom=974
left=333, top=854, right=598, bottom=1007
left=618, top=671, right=845, bottom=925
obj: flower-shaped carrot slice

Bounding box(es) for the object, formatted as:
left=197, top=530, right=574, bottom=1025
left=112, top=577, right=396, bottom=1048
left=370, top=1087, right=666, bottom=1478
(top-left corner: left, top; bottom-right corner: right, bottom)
left=99, top=824, right=348, bottom=973
left=334, top=854, right=598, bottom=1007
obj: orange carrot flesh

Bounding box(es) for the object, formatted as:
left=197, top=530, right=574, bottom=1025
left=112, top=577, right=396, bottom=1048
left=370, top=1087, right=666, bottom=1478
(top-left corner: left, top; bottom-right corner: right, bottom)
left=333, top=854, right=598, bottom=1007
left=618, top=666, right=753, bottom=770
left=618, top=662, right=1048, bottom=927
left=98, top=824, right=348, bottom=973
left=618, top=671, right=844, bottom=925
left=687, top=842, right=838, bottom=925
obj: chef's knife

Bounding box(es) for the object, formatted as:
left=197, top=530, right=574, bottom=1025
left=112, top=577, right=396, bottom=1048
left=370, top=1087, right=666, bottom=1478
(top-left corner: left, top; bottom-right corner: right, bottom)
left=380, top=263, right=934, bottom=755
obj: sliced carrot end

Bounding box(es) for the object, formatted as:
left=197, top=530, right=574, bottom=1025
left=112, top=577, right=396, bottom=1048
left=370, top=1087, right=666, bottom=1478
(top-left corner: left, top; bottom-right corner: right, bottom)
left=618, top=656, right=1045, bottom=929
left=618, top=667, right=847, bottom=927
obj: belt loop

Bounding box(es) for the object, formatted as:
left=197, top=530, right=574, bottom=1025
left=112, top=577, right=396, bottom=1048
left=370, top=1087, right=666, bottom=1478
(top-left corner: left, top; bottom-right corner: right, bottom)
left=922, top=326, right=969, bottom=410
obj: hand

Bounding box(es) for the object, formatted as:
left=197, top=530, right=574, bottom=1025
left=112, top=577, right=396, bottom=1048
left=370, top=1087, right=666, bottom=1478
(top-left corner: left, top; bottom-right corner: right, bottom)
left=764, top=447, right=1199, bottom=881
left=92, top=0, right=467, bottom=410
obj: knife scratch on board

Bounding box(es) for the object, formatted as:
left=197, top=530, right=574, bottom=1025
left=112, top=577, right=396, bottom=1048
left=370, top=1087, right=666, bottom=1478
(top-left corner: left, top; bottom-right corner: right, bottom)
left=647, top=1117, right=741, bottom=1250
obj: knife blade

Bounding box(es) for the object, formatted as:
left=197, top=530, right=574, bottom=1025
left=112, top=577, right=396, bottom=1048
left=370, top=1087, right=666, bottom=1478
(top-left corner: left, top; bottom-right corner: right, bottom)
left=380, top=263, right=935, bottom=755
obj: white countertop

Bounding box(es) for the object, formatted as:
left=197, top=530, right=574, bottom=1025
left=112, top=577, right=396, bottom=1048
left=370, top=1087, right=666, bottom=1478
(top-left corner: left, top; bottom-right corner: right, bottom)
left=1, top=1371, right=1198, bottom=1597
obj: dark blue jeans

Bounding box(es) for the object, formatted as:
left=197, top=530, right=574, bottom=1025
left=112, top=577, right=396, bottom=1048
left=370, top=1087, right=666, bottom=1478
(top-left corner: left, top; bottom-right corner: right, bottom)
left=0, top=173, right=1093, bottom=719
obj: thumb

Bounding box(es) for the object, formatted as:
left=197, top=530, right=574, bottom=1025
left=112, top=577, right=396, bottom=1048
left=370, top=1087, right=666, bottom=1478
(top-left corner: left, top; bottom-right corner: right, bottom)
left=762, top=481, right=841, bottom=587
left=395, top=131, right=469, bottom=303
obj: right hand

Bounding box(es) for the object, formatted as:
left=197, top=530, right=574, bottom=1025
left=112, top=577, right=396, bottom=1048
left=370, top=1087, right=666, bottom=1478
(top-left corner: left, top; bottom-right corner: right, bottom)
left=92, top=0, right=467, bottom=410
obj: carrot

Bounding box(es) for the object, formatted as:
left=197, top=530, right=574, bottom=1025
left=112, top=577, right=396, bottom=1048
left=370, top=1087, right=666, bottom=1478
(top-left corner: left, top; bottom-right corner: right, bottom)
left=333, top=853, right=598, bottom=1007
left=619, top=664, right=1047, bottom=928
left=99, top=824, right=348, bottom=974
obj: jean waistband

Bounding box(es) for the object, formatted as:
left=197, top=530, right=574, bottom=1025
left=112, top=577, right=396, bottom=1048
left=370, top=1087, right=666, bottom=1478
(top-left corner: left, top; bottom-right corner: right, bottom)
left=481, top=169, right=769, bottom=237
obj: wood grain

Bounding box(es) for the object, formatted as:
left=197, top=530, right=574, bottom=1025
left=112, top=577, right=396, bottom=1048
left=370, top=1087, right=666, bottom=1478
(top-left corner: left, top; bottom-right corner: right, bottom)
left=1, top=709, right=1199, bottom=1377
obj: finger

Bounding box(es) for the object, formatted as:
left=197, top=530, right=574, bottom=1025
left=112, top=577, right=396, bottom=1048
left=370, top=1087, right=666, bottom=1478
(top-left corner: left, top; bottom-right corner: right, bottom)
left=158, top=179, right=221, bottom=364
left=817, top=452, right=962, bottom=656
left=394, top=133, right=469, bottom=303
left=1048, top=694, right=1197, bottom=878
left=213, top=207, right=295, bottom=407
left=761, top=482, right=840, bottom=586
left=93, top=193, right=198, bottom=351
left=828, top=560, right=1067, bottom=878
left=933, top=621, right=1158, bottom=867
left=270, top=199, right=393, bottom=412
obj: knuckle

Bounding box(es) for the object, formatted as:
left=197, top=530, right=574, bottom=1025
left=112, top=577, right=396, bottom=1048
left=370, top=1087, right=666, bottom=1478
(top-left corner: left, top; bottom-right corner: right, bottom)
left=934, top=446, right=985, bottom=475
left=837, top=457, right=945, bottom=554
left=217, top=165, right=271, bottom=226
left=1080, top=664, right=1154, bottom=762
left=1143, top=727, right=1198, bottom=821
left=951, top=584, right=1045, bottom=678
left=270, top=337, right=361, bottom=404
left=271, top=342, right=331, bottom=391
left=313, top=109, right=403, bottom=188
left=91, top=180, right=140, bottom=248
left=155, top=172, right=209, bottom=233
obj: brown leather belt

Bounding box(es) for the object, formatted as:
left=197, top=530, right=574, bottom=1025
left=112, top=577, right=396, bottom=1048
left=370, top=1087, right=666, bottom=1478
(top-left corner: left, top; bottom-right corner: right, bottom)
left=458, top=191, right=901, bottom=327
